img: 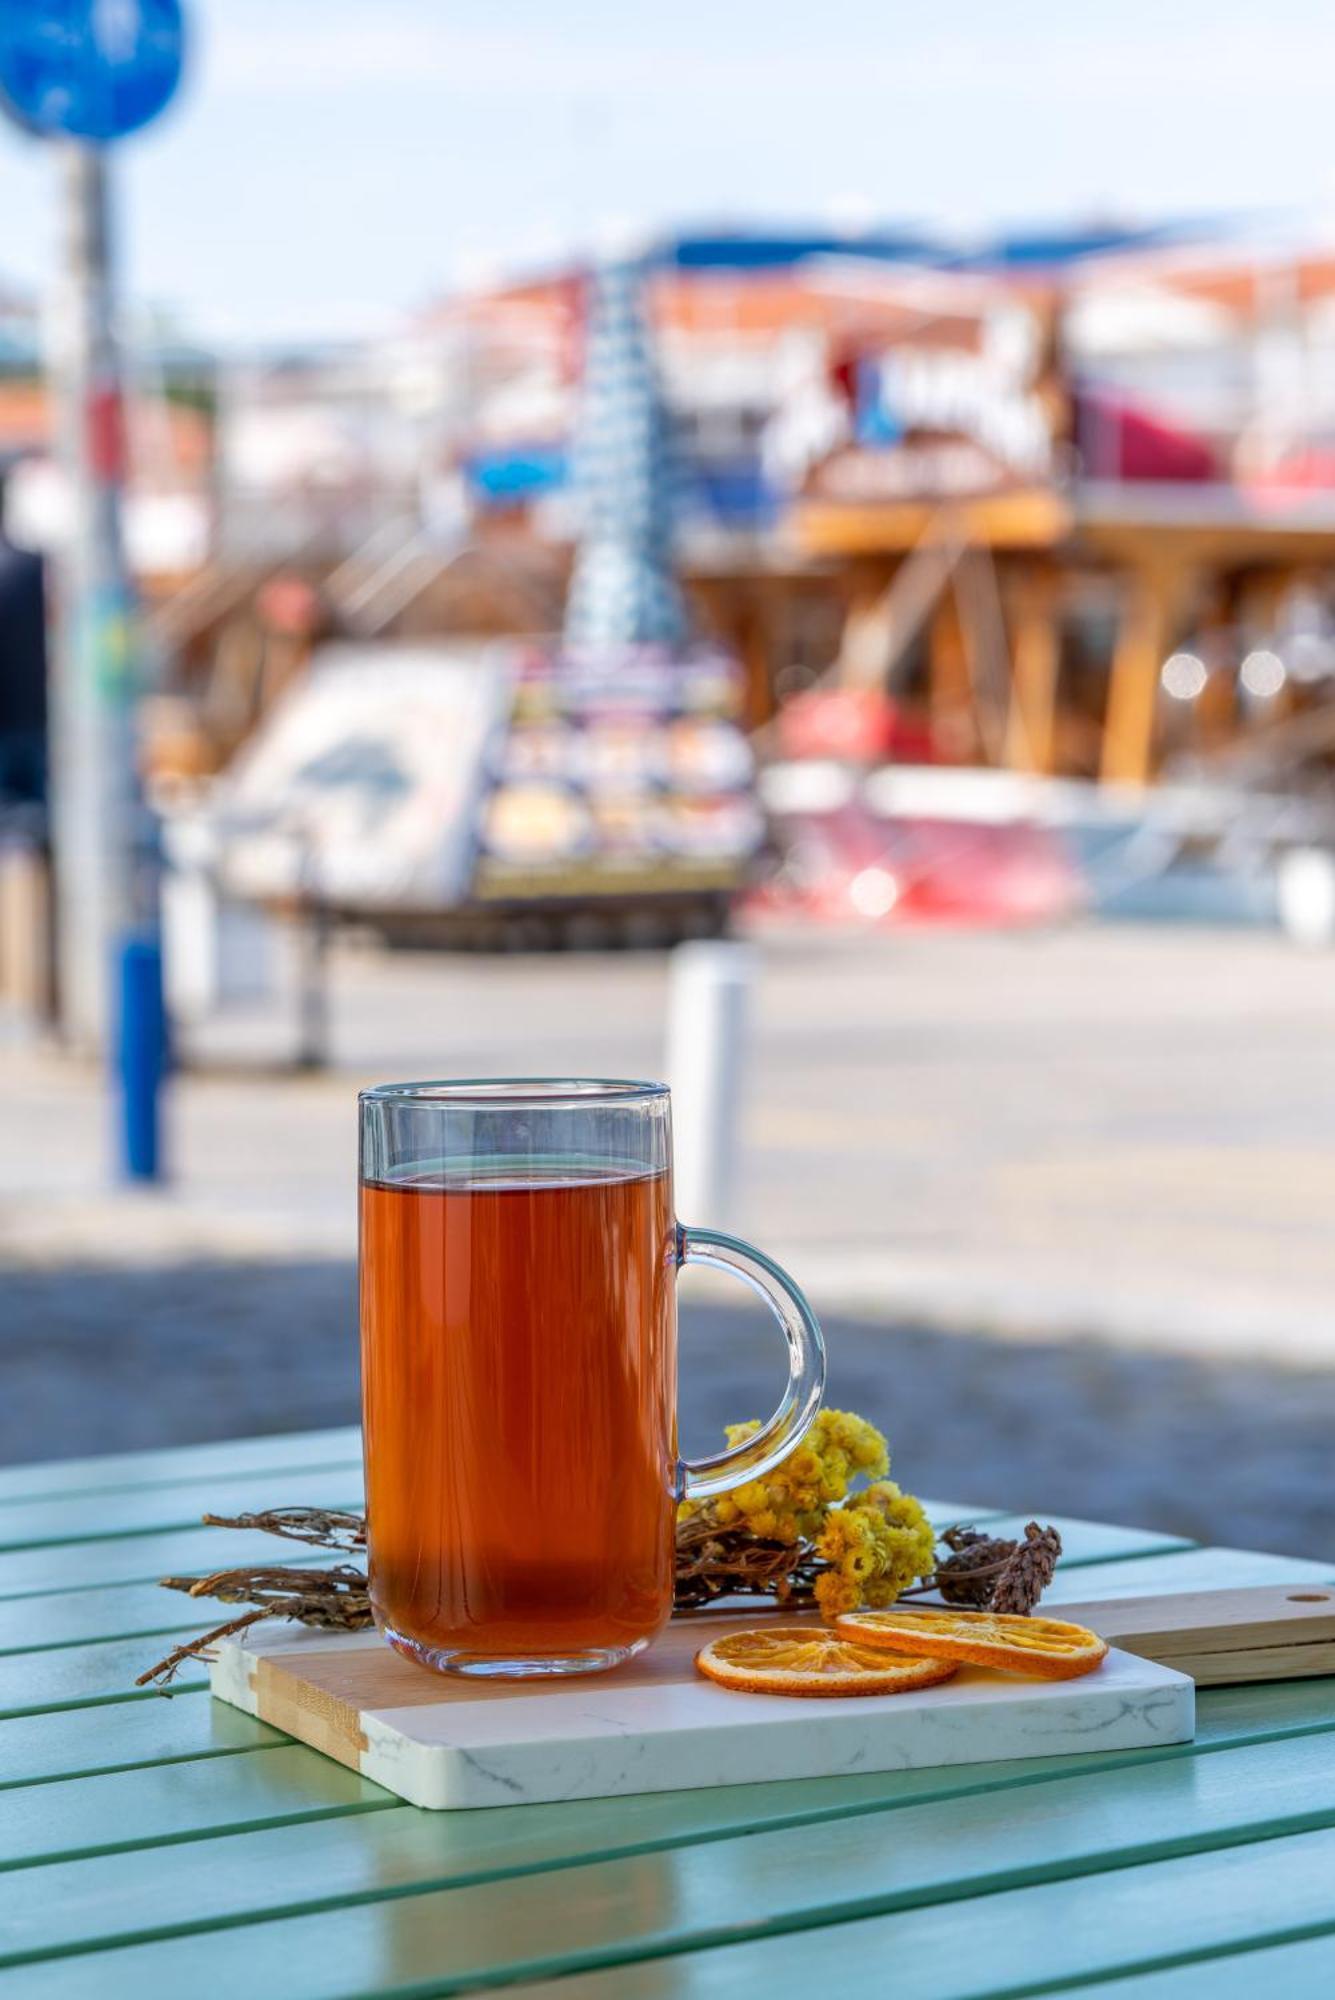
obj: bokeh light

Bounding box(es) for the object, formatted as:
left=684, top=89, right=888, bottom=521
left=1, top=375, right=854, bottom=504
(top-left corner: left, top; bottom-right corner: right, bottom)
left=1240, top=649, right=1285, bottom=699
left=1160, top=653, right=1207, bottom=701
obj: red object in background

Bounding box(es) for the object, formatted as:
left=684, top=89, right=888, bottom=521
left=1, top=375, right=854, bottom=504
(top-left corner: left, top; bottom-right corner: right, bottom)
left=257, top=574, right=323, bottom=637
left=1076, top=387, right=1219, bottom=484
left=753, top=796, right=1081, bottom=930
left=776, top=688, right=935, bottom=764
left=87, top=382, right=127, bottom=483
left=1245, top=447, right=1335, bottom=501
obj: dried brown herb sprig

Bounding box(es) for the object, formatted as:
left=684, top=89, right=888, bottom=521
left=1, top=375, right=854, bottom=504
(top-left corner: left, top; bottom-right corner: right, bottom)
left=135, top=1564, right=370, bottom=1687
left=673, top=1515, right=825, bottom=1610
left=200, top=1507, right=366, bottom=1552
left=137, top=1507, right=1064, bottom=1687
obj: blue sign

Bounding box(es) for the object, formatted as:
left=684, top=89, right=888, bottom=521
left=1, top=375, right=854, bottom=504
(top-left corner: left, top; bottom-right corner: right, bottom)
left=0, top=1, right=184, bottom=144
left=855, top=359, right=904, bottom=448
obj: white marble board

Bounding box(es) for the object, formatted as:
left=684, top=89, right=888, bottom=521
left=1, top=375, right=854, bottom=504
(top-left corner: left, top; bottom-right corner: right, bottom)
left=210, top=1613, right=1195, bottom=1810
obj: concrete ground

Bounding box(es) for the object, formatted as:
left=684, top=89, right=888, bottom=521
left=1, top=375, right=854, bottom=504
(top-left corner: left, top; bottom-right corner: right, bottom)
left=3, top=921, right=1335, bottom=1558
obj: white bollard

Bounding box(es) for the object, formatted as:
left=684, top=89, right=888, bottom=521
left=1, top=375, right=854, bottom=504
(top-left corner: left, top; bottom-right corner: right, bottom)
left=1277, top=847, right=1335, bottom=949
left=666, top=940, right=755, bottom=1230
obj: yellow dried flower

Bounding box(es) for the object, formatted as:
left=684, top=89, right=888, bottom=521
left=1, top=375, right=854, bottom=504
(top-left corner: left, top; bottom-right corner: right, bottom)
left=813, top=1570, right=861, bottom=1618
left=814, top=1511, right=855, bottom=1560
left=675, top=1407, right=933, bottom=1619
left=818, top=1450, right=850, bottom=1502
left=679, top=1408, right=890, bottom=1543
left=861, top=1578, right=900, bottom=1610
left=845, top=1480, right=936, bottom=1605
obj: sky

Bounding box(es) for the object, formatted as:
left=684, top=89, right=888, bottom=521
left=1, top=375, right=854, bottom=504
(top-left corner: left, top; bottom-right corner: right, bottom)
left=2, top=0, right=1335, bottom=344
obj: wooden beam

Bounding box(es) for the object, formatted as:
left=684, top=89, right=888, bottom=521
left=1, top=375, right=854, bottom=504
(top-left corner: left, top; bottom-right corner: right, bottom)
left=833, top=524, right=966, bottom=691
left=738, top=588, right=778, bottom=728
left=1100, top=564, right=1192, bottom=787
left=1193, top=577, right=1243, bottom=755
left=797, top=486, right=1071, bottom=558
left=928, top=591, right=978, bottom=763
left=685, top=576, right=776, bottom=727
left=834, top=569, right=894, bottom=690
left=1004, top=565, right=1061, bottom=774
left=952, top=551, right=1011, bottom=766
left=1082, top=514, right=1335, bottom=569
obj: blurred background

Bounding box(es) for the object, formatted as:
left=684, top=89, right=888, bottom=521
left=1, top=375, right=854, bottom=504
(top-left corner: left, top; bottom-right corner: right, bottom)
left=3, top=1, right=1335, bottom=1559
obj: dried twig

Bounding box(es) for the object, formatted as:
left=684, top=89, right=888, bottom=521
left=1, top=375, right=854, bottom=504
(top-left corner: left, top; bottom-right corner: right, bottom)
left=160, top=1563, right=371, bottom=1620
left=200, top=1509, right=365, bottom=1552
left=138, top=1533, right=373, bottom=1687
left=136, top=1507, right=1064, bottom=1687
left=134, top=1607, right=277, bottom=1688
left=673, top=1516, right=823, bottom=1611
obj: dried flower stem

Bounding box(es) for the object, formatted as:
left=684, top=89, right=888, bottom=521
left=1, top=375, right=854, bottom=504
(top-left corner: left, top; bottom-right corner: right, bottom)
left=136, top=1508, right=1063, bottom=1687
left=134, top=1607, right=277, bottom=1688
left=200, top=1508, right=366, bottom=1552
left=138, top=1544, right=374, bottom=1686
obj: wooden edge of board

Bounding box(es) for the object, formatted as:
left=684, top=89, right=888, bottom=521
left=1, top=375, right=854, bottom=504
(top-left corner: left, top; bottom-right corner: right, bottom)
left=252, top=1654, right=369, bottom=1774
left=1054, top=1584, right=1335, bottom=1662
left=1167, top=1641, right=1335, bottom=1687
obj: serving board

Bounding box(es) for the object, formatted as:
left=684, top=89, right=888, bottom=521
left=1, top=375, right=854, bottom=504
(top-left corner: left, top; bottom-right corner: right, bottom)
left=1053, top=1583, right=1335, bottom=1686
left=209, top=1613, right=1194, bottom=1811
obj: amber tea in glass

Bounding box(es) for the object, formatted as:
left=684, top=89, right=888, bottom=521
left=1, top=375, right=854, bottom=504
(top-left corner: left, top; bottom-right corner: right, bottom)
left=359, top=1079, right=824, bottom=1678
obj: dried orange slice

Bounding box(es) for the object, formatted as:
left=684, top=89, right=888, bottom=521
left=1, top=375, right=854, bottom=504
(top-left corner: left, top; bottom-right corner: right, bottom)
left=835, top=1606, right=1108, bottom=1680
left=694, top=1625, right=960, bottom=1697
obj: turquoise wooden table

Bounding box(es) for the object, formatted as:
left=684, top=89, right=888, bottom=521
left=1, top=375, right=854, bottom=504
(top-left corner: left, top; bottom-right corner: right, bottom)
left=3, top=1424, right=1335, bottom=1998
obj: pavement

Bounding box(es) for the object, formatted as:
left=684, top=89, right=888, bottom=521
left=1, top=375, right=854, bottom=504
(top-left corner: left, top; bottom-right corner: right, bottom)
left=4, top=921, right=1335, bottom=1558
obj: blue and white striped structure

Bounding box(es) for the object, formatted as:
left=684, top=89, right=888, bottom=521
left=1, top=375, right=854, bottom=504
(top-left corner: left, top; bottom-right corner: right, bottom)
left=563, top=256, right=688, bottom=652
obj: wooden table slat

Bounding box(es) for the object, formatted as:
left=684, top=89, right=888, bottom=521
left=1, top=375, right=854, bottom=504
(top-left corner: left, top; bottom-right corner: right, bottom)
left=965, top=1513, right=1195, bottom=1563
left=0, top=1468, right=365, bottom=1558
left=0, top=1695, right=282, bottom=1792
left=0, top=1743, right=393, bottom=1876
left=1042, top=1932, right=1335, bottom=1997
left=0, top=1556, right=349, bottom=1657
left=508, top=1830, right=1335, bottom=2000
left=0, top=1523, right=363, bottom=1600
left=0, top=1430, right=362, bottom=1508
left=0, top=1633, right=218, bottom=1719
left=1043, top=1546, right=1334, bottom=1601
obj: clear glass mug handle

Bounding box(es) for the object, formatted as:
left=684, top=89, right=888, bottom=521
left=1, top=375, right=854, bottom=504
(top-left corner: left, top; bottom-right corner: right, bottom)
left=675, top=1224, right=826, bottom=1501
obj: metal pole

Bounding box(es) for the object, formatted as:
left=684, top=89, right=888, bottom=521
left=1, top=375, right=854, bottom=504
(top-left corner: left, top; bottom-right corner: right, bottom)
left=289, top=816, right=331, bottom=1071
left=49, top=140, right=164, bottom=1172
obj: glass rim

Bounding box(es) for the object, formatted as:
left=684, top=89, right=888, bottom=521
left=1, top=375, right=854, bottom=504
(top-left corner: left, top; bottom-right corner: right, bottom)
left=359, top=1077, right=670, bottom=1107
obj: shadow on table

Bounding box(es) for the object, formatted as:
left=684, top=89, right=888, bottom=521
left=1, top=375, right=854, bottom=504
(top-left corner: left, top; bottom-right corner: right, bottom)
left=5, top=1257, right=1333, bottom=1562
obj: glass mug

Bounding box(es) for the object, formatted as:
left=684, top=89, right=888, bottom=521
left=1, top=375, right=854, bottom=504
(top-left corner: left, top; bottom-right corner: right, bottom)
left=359, top=1078, right=825, bottom=1677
